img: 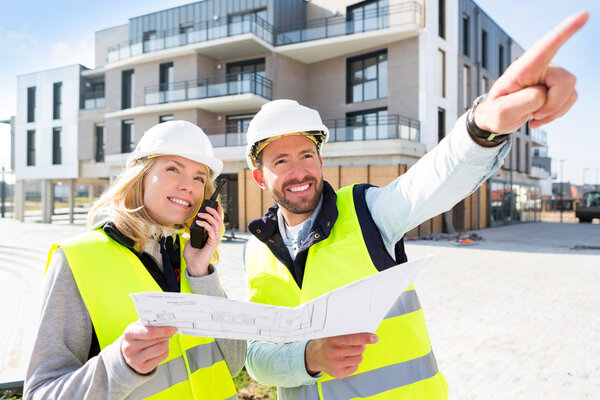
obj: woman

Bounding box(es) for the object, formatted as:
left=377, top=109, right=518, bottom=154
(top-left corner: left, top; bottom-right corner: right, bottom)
left=24, top=121, right=245, bottom=399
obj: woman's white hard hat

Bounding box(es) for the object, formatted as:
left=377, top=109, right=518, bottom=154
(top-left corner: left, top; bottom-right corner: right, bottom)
left=245, top=99, right=329, bottom=169
left=127, top=120, right=223, bottom=178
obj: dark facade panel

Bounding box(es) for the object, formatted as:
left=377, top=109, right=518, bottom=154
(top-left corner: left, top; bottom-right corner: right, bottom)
left=129, top=0, right=270, bottom=40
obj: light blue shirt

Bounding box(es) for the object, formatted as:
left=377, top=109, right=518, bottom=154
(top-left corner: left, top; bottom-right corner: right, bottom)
left=246, top=113, right=511, bottom=387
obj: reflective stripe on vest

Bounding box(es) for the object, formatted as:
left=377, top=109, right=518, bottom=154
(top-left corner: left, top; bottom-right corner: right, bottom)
left=246, top=185, right=449, bottom=399
left=50, top=229, right=237, bottom=400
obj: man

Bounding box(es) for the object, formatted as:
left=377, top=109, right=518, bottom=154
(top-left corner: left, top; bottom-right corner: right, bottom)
left=244, top=12, right=588, bottom=399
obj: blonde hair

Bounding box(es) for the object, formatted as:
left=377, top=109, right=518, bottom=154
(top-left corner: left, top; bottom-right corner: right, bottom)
left=88, top=157, right=219, bottom=262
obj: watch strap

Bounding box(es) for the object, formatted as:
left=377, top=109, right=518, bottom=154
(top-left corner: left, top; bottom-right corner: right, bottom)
left=466, top=94, right=511, bottom=143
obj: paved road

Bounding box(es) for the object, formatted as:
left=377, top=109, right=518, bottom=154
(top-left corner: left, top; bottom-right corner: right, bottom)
left=1, top=219, right=598, bottom=399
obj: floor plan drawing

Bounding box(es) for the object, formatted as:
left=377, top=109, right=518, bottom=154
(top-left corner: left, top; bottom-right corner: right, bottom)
left=131, top=255, right=433, bottom=343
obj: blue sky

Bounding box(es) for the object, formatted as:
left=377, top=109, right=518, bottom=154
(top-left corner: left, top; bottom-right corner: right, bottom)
left=1, top=0, right=598, bottom=184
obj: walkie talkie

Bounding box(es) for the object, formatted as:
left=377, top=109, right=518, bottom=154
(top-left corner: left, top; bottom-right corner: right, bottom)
left=190, top=178, right=227, bottom=248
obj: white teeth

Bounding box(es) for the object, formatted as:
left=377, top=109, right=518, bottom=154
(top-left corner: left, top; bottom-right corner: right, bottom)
left=169, top=197, right=190, bottom=207
left=290, top=184, right=309, bottom=192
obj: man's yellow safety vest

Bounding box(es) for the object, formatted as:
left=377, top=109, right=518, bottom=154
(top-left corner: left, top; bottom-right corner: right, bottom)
left=48, top=229, right=238, bottom=400
left=246, top=185, right=449, bottom=399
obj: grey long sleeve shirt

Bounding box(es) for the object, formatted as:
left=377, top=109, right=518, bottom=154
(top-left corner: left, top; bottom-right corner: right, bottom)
left=24, top=245, right=246, bottom=400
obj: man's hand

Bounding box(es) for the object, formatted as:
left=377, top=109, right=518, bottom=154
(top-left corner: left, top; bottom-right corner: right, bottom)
left=305, top=333, right=378, bottom=379
left=475, top=11, right=589, bottom=134
left=121, top=321, right=178, bottom=374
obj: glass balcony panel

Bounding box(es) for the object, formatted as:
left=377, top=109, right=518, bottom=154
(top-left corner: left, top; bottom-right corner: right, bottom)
left=107, top=50, right=118, bottom=63
left=208, top=82, right=227, bottom=97
left=131, top=43, right=142, bottom=56
left=97, top=98, right=105, bottom=108
left=187, top=85, right=207, bottom=100
left=145, top=92, right=159, bottom=105
left=327, top=21, right=346, bottom=37
left=165, top=34, right=179, bottom=48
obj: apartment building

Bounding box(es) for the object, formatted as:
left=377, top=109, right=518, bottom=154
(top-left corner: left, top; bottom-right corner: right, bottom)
left=13, top=0, right=551, bottom=233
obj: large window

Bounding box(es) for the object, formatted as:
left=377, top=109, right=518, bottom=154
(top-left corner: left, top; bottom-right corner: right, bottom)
left=159, top=114, right=174, bottom=123
left=121, top=119, right=135, bottom=153
left=462, top=14, right=470, bottom=57
left=228, top=8, right=267, bottom=36
left=226, top=115, right=253, bottom=134
left=345, top=108, right=389, bottom=141
left=463, top=65, right=471, bottom=110
left=52, top=127, right=62, bottom=165
left=227, top=58, right=266, bottom=96
left=438, top=108, right=446, bottom=143
left=481, top=30, right=488, bottom=69
left=438, top=49, right=446, bottom=98
left=27, top=130, right=36, bottom=166
left=347, top=0, right=384, bottom=34
left=481, top=76, right=489, bottom=93
left=95, top=125, right=105, bottom=162
left=516, top=137, right=521, bottom=172
left=347, top=50, right=388, bottom=103
left=143, top=30, right=157, bottom=53
left=159, top=62, right=174, bottom=91
left=27, top=87, right=36, bottom=123
left=438, top=0, right=445, bottom=39
left=122, top=69, right=135, bottom=109
left=53, top=82, right=62, bottom=120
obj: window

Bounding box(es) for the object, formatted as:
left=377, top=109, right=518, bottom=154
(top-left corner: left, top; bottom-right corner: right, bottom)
left=27, top=130, right=35, bottom=165
left=227, top=58, right=266, bottom=96
left=346, top=108, right=389, bottom=140
left=438, top=49, right=446, bottom=98
left=525, top=142, right=530, bottom=174
left=143, top=30, right=157, bottom=53
left=481, top=30, right=488, bottom=69
left=347, top=50, right=388, bottom=103
left=122, top=69, right=134, bottom=109
left=462, top=14, right=470, bottom=57
left=481, top=76, right=489, bottom=93
left=52, top=127, right=62, bottom=165
left=438, top=0, right=445, bottom=39
left=226, top=115, right=253, bottom=133
left=53, top=82, right=62, bottom=120
left=347, top=0, right=384, bottom=34
left=498, top=44, right=505, bottom=76
left=95, top=125, right=105, bottom=162
left=159, top=62, right=174, bottom=92
left=438, top=108, right=445, bottom=143
left=159, top=114, right=174, bottom=123
left=463, top=65, right=471, bottom=110
left=228, top=8, right=267, bottom=36
left=27, top=87, right=36, bottom=123
left=121, top=119, right=135, bottom=153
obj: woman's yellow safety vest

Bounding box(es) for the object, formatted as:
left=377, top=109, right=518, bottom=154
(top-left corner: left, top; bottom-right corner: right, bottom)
left=246, top=185, right=449, bottom=399
left=47, top=229, right=238, bottom=400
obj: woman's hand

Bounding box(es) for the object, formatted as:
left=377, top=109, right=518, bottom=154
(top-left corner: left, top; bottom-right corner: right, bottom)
left=121, top=321, right=177, bottom=374
left=183, top=203, right=223, bottom=277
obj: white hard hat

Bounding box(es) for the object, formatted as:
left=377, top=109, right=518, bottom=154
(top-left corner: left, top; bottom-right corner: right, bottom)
left=127, top=120, right=223, bottom=178
left=245, top=99, right=329, bottom=169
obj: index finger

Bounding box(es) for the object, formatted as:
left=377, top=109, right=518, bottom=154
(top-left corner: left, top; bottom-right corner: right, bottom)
left=127, top=322, right=178, bottom=340
left=330, top=333, right=378, bottom=346
left=516, top=11, right=588, bottom=71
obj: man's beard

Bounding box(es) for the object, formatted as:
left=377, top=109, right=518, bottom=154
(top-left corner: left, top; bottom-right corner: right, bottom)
left=271, top=176, right=323, bottom=215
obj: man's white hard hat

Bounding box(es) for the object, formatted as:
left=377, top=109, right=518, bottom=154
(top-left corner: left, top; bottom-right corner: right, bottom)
left=127, top=120, right=223, bottom=178
left=245, top=99, right=329, bottom=169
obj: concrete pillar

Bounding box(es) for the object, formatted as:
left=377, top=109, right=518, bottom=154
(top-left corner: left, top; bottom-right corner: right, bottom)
left=42, top=180, right=53, bottom=224
left=68, top=179, right=75, bottom=224
left=15, top=180, right=25, bottom=222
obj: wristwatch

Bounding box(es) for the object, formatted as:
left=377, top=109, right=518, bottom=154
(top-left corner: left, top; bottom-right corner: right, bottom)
left=466, top=94, right=511, bottom=144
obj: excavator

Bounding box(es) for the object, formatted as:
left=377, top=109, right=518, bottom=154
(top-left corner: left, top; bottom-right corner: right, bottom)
left=574, top=191, right=600, bottom=223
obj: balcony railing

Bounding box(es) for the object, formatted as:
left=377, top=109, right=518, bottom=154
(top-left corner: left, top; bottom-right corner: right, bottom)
left=275, top=2, right=422, bottom=46
left=203, top=126, right=247, bottom=148
left=324, top=114, right=420, bottom=143
left=144, top=73, right=272, bottom=105
left=81, top=91, right=105, bottom=110
left=107, top=14, right=274, bottom=63
left=532, top=156, right=552, bottom=174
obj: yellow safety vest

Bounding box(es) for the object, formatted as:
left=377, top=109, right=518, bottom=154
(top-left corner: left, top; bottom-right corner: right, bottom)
left=246, top=185, right=449, bottom=399
left=48, top=229, right=238, bottom=400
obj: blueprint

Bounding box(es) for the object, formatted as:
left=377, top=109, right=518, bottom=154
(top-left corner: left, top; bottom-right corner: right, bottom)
left=131, top=255, right=433, bottom=343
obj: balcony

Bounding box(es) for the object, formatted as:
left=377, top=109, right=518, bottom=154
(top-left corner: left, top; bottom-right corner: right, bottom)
left=81, top=91, right=105, bottom=110
left=145, top=73, right=272, bottom=106
left=106, top=14, right=274, bottom=67
left=531, top=128, right=547, bottom=148
left=275, top=2, right=424, bottom=63
left=532, top=156, right=552, bottom=175
left=324, top=114, right=420, bottom=143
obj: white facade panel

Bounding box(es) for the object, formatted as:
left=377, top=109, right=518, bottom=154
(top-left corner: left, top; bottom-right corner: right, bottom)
left=15, top=65, right=81, bottom=180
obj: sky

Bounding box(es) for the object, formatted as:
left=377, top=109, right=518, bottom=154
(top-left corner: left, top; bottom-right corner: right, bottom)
left=0, top=0, right=598, bottom=184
